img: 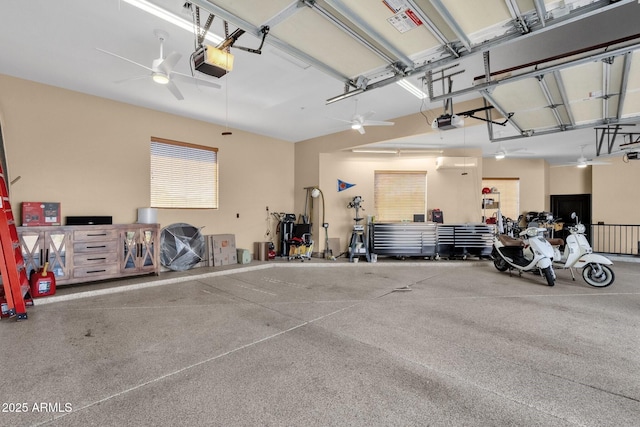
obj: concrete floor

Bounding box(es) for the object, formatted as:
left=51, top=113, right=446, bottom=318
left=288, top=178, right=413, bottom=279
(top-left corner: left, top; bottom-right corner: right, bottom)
left=1, top=258, right=639, bottom=426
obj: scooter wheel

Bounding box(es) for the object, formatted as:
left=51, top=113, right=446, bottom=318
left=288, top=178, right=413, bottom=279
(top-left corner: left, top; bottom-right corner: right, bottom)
left=582, top=263, right=615, bottom=287
left=542, top=266, right=555, bottom=286
left=493, top=257, right=509, bottom=272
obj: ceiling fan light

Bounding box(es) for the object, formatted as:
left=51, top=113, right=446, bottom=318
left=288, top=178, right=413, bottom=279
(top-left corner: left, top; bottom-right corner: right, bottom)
left=495, top=151, right=506, bottom=160
left=152, top=72, right=170, bottom=85
left=577, top=163, right=588, bottom=168
left=351, top=122, right=362, bottom=130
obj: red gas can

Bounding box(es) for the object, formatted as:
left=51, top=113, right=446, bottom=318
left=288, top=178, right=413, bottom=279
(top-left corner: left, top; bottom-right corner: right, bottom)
left=29, top=262, right=56, bottom=298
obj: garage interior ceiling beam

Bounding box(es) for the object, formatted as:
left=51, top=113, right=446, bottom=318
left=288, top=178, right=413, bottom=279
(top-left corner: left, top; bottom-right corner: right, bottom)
left=189, top=0, right=350, bottom=82
left=602, top=58, right=612, bottom=121
left=430, top=41, right=640, bottom=103
left=537, top=75, right=564, bottom=129
left=482, top=90, right=524, bottom=136
left=325, top=1, right=633, bottom=104
left=616, top=52, right=632, bottom=120
left=505, top=0, right=530, bottom=34
left=552, top=70, right=576, bottom=127
left=321, top=0, right=415, bottom=70
left=533, top=0, right=547, bottom=28
left=405, top=0, right=460, bottom=58
left=428, top=0, right=472, bottom=52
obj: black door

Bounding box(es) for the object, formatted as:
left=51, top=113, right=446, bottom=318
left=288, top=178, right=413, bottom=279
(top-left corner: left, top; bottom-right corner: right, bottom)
left=550, top=194, right=592, bottom=243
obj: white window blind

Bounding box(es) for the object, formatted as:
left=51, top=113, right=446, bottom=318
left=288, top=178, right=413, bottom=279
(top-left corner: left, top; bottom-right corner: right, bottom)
left=150, top=138, right=218, bottom=209
left=374, top=171, right=427, bottom=222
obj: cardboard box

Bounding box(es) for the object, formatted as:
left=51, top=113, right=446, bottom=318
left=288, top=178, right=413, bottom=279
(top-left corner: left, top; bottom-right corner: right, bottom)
left=212, top=234, right=236, bottom=251
left=21, top=202, right=61, bottom=226
left=210, top=234, right=237, bottom=266
left=213, top=251, right=237, bottom=267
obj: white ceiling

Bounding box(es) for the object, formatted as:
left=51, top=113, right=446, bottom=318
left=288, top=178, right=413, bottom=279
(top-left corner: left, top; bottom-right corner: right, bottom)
left=1, top=0, right=639, bottom=165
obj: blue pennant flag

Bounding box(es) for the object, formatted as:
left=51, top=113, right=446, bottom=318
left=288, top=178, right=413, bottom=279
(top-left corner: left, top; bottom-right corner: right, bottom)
left=337, top=179, right=355, bottom=192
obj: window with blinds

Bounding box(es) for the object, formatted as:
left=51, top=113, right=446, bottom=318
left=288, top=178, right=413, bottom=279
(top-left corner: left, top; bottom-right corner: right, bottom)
left=374, top=171, right=427, bottom=222
left=150, top=137, right=218, bottom=209
left=482, top=178, right=519, bottom=220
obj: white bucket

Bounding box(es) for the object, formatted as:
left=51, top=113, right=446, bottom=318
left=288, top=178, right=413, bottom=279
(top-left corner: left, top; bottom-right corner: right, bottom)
left=137, top=208, right=158, bottom=224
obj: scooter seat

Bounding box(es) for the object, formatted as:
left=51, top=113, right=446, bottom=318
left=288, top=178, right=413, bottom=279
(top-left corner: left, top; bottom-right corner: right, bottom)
left=497, top=234, right=524, bottom=247
left=546, top=237, right=564, bottom=246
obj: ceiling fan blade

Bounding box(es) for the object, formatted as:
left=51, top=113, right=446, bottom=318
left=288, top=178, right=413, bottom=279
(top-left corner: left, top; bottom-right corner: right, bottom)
left=172, top=72, right=221, bottom=89
left=327, top=116, right=354, bottom=124
left=96, top=48, right=152, bottom=71
left=165, top=80, right=184, bottom=100
left=357, top=126, right=366, bottom=135
left=362, top=120, right=394, bottom=127
left=361, top=111, right=375, bottom=120
left=113, top=75, right=150, bottom=84
left=158, top=51, right=181, bottom=75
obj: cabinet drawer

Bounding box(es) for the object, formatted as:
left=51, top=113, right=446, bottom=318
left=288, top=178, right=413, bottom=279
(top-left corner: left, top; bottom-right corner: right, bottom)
left=73, top=252, right=118, bottom=266
left=73, top=229, right=119, bottom=242
left=73, top=263, right=120, bottom=279
left=74, top=240, right=118, bottom=253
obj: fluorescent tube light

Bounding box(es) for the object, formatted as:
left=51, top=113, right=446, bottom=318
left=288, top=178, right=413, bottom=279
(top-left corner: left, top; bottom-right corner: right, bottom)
left=396, top=79, right=428, bottom=99
left=326, top=88, right=364, bottom=104
left=122, top=0, right=223, bottom=44
left=351, top=149, right=398, bottom=154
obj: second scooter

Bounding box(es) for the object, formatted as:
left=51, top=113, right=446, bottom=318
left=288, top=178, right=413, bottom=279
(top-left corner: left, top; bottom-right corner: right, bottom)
left=550, top=212, right=615, bottom=287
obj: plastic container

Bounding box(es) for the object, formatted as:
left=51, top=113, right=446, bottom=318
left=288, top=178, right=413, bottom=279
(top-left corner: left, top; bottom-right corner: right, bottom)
left=29, top=263, right=56, bottom=298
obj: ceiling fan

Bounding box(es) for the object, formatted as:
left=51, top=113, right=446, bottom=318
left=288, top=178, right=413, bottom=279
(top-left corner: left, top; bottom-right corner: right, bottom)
left=96, top=29, right=220, bottom=100
left=493, top=145, right=536, bottom=159
left=331, top=99, right=394, bottom=134
left=553, top=145, right=610, bottom=168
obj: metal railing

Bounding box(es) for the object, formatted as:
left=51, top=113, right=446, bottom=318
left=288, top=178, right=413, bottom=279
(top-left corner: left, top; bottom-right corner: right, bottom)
left=591, top=224, right=640, bottom=256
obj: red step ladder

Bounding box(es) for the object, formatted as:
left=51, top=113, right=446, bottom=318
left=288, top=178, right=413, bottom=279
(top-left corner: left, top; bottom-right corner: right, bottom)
left=0, top=163, right=31, bottom=321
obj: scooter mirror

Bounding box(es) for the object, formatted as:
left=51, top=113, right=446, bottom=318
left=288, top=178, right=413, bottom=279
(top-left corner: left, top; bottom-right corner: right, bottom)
left=571, top=212, right=577, bottom=220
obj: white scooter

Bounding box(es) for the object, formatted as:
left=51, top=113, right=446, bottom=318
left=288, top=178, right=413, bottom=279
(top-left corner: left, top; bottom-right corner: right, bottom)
left=551, top=212, right=615, bottom=287
left=492, top=226, right=557, bottom=286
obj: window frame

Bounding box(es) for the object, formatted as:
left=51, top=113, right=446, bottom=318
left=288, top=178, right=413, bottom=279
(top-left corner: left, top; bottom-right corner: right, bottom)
left=374, top=170, right=427, bottom=222
left=150, top=137, right=219, bottom=209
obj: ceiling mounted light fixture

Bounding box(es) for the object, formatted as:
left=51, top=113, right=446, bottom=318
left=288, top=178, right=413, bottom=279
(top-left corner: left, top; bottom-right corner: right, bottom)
left=122, top=0, right=222, bottom=44
left=351, top=149, right=397, bottom=154
left=152, top=72, right=170, bottom=85
left=495, top=150, right=506, bottom=159
left=396, top=79, right=428, bottom=99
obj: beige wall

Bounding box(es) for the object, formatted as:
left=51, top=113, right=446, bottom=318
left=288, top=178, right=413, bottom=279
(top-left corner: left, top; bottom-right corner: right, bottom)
left=549, top=165, right=592, bottom=195
left=0, top=74, right=294, bottom=250
left=592, top=157, right=640, bottom=224
left=317, top=151, right=483, bottom=252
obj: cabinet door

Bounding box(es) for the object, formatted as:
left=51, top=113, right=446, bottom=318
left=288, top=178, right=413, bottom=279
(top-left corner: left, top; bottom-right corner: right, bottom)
left=120, top=226, right=159, bottom=274
left=121, top=230, right=139, bottom=273
left=19, top=230, right=43, bottom=278
left=137, top=228, right=158, bottom=273
left=44, top=230, right=71, bottom=281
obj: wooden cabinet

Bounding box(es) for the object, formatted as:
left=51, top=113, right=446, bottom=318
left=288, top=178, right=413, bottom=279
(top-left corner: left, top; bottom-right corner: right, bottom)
left=17, top=224, right=160, bottom=286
